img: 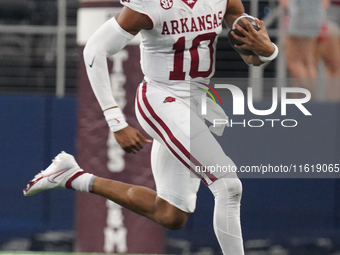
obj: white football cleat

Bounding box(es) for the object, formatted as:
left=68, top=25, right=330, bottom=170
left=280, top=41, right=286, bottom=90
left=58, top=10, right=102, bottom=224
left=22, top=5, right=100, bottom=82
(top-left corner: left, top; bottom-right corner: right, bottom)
left=23, top=151, right=85, bottom=196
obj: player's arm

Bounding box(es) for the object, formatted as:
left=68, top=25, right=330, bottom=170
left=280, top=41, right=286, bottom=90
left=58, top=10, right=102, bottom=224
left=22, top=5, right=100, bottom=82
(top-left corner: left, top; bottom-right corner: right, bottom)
left=83, top=7, right=152, bottom=154
left=224, top=0, right=277, bottom=66
left=116, top=6, right=153, bottom=34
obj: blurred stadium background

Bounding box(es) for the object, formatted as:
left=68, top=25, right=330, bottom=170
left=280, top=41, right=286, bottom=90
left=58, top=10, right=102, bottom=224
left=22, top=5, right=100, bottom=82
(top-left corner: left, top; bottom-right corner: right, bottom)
left=1, top=0, right=340, bottom=254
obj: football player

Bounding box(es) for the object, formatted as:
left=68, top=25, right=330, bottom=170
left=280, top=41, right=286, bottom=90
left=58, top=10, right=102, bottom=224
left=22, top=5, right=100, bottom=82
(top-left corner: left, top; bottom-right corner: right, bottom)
left=24, top=0, right=278, bottom=253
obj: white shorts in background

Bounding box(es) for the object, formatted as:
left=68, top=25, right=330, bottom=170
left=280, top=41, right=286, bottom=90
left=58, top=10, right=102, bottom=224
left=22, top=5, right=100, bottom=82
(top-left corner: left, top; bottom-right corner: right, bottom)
left=288, top=0, right=325, bottom=38
left=135, top=81, right=237, bottom=213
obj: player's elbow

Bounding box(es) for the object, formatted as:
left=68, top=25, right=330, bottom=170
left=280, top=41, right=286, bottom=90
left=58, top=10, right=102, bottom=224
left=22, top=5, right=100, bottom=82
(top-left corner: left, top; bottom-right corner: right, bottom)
left=83, top=37, right=107, bottom=67
left=83, top=40, right=96, bottom=64
left=83, top=41, right=92, bottom=64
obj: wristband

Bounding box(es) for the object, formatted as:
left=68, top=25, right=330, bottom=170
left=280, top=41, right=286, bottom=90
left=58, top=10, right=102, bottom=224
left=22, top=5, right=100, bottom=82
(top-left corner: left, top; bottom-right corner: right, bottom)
left=104, top=107, right=128, bottom=132
left=258, top=43, right=279, bottom=62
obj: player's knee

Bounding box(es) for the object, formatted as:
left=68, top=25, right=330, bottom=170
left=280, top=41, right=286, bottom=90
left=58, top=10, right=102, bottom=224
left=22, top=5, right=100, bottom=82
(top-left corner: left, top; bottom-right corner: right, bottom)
left=217, top=177, right=243, bottom=201
left=160, top=212, right=188, bottom=230
left=227, top=178, right=243, bottom=200
left=155, top=196, right=189, bottom=230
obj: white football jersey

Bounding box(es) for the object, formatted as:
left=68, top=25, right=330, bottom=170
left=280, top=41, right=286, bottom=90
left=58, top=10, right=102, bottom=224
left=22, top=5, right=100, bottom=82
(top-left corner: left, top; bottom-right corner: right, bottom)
left=121, top=0, right=228, bottom=87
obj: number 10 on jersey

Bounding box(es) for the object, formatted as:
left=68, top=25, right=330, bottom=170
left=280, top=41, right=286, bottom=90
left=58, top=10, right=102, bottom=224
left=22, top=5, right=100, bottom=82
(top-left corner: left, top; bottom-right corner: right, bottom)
left=169, top=32, right=218, bottom=80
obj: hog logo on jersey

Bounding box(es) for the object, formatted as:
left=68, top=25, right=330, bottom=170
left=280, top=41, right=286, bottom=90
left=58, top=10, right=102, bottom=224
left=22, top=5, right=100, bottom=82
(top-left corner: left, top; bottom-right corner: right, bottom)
left=160, top=0, right=173, bottom=9
left=183, top=0, right=198, bottom=9
left=163, top=96, right=176, bottom=103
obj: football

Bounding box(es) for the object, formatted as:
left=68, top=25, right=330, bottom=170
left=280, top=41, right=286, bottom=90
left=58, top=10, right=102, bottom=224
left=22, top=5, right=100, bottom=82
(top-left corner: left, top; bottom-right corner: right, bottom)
left=228, top=15, right=261, bottom=55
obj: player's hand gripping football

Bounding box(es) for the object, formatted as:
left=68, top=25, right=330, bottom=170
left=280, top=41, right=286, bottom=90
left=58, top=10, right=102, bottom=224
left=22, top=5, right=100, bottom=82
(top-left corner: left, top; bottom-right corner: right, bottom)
left=114, top=126, right=152, bottom=154
left=231, top=18, right=275, bottom=61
